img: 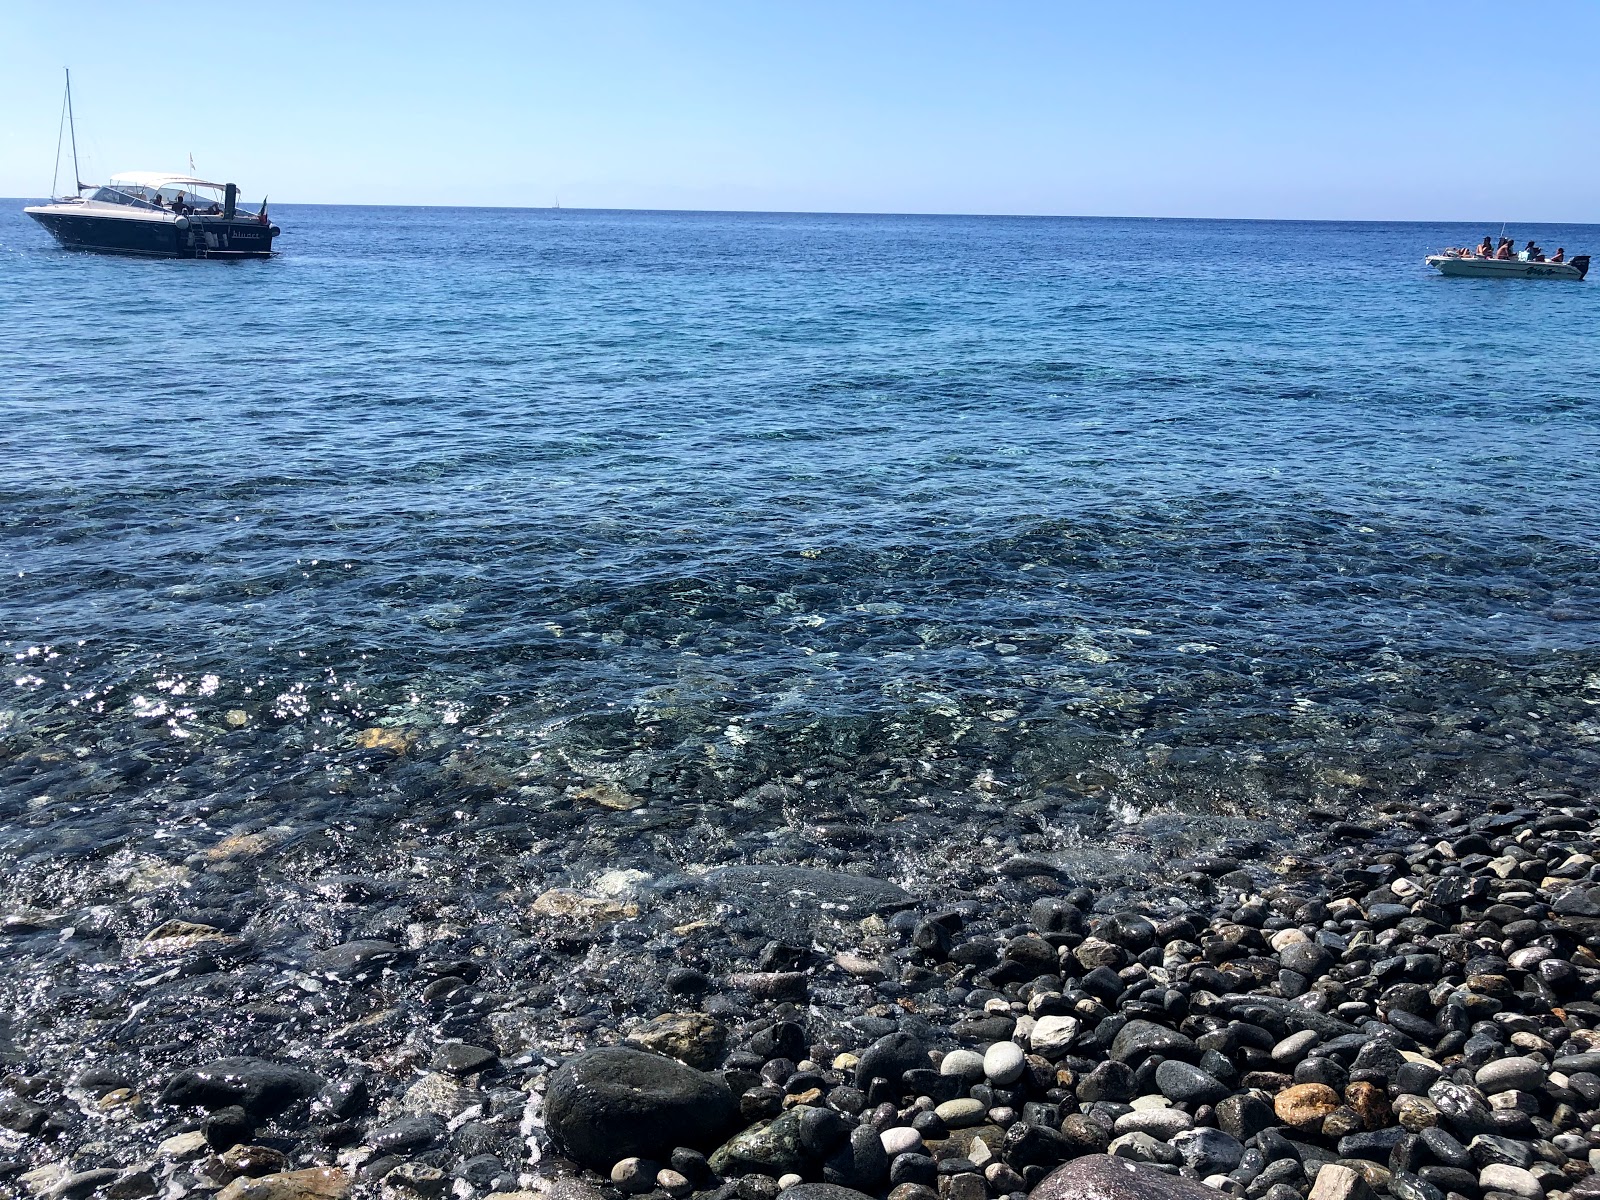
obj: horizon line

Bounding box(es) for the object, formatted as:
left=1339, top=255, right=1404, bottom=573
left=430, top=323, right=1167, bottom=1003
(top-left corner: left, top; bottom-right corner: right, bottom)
left=3, top=197, right=1596, bottom=226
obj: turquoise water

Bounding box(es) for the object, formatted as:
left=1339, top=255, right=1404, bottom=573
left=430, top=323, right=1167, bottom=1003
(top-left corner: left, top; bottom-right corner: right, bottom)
left=1, top=206, right=1598, bottom=880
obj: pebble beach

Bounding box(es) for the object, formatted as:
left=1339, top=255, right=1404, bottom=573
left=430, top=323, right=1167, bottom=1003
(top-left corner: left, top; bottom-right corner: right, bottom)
left=1, top=782, right=1597, bottom=1200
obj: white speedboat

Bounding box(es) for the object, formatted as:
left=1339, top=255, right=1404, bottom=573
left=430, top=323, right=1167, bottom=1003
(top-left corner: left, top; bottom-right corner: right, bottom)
left=1425, top=253, right=1588, bottom=280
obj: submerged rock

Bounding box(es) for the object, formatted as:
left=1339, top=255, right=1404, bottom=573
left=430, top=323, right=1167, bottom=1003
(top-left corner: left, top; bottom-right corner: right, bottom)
left=702, top=866, right=914, bottom=917
left=214, top=1167, right=350, bottom=1200
left=626, top=1012, right=729, bottom=1070
left=160, top=1057, right=323, bottom=1117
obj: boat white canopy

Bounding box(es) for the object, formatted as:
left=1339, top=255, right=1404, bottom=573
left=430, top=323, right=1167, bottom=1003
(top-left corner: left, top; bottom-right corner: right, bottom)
left=109, top=172, right=227, bottom=191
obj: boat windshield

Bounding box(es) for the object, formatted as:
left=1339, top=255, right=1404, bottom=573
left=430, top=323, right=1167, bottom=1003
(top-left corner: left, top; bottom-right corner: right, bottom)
left=89, top=186, right=163, bottom=209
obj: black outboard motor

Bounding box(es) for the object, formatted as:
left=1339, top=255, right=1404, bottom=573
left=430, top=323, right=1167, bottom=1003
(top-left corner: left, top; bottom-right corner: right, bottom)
left=1571, top=255, right=1590, bottom=281
left=223, top=183, right=237, bottom=219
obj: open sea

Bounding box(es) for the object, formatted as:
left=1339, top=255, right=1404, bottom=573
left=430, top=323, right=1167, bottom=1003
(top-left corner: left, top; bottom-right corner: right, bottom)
left=1, top=205, right=1598, bottom=928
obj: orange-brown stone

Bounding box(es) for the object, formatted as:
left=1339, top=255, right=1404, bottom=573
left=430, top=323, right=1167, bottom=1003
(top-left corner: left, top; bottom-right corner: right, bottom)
left=1274, top=1082, right=1341, bottom=1128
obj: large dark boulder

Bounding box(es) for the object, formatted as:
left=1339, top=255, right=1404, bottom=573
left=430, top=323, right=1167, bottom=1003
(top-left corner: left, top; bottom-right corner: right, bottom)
left=160, top=1057, right=323, bottom=1117
left=1030, top=1154, right=1227, bottom=1200
left=545, top=1046, right=739, bottom=1169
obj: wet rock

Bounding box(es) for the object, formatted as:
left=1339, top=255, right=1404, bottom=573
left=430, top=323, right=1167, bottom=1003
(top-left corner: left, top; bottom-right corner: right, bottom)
left=1336, top=1127, right=1408, bottom=1161
left=1110, top=1020, right=1197, bottom=1066
left=46, top=1170, right=121, bottom=1199
left=1170, top=1127, right=1245, bottom=1175
left=158, top=1130, right=210, bottom=1160
left=0, top=1091, right=48, bottom=1134
left=710, top=1109, right=809, bottom=1177
left=161, top=1057, right=323, bottom=1117
left=855, top=1032, right=929, bottom=1089
left=204, top=1105, right=258, bottom=1150
left=544, top=1045, right=739, bottom=1169
left=1058, top=1113, right=1112, bottom=1155
left=1469, top=1133, right=1534, bottom=1170
left=1031, top=1154, right=1225, bottom=1200
left=136, top=919, right=244, bottom=958
left=823, top=1124, right=890, bottom=1191
left=798, top=1105, right=850, bottom=1157
left=381, top=1162, right=448, bottom=1199
left=1428, top=1080, right=1494, bottom=1139
left=398, top=1071, right=484, bottom=1117
left=1215, top=1093, right=1276, bottom=1142
left=656, top=1169, right=693, bottom=1199
left=1003, top=1120, right=1077, bottom=1171
left=530, top=889, right=639, bottom=925
left=1214, top=997, right=1360, bottom=1040
left=214, top=1168, right=350, bottom=1200
left=726, top=971, right=809, bottom=1000
left=430, top=1042, right=498, bottom=1076
left=1076, top=1061, right=1136, bottom=1103
left=1155, top=1060, right=1232, bottom=1106
left=222, top=1145, right=292, bottom=1177
left=371, top=1115, right=445, bottom=1154
left=626, top=1013, right=729, bottom=1070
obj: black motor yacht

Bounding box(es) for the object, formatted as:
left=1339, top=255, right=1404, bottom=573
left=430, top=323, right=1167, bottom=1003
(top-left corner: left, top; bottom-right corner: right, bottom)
left=23, top=70, right=279, bottom=260
left=27, top=174, right=280, bottom=259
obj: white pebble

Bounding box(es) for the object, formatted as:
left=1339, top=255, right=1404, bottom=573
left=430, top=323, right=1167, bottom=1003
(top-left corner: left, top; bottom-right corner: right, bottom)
left=983, top=1040, right=1026, bottom=1085
left=880, top=1126, right=923, bottom=1156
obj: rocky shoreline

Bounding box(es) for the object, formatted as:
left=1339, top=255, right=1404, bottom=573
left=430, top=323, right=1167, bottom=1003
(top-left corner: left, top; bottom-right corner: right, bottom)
left=2, top=788, right=1598, bottom=1200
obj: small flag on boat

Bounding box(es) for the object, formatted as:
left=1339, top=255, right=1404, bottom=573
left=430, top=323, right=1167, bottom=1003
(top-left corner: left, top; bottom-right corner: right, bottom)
left=189, top=153, right=196, bottom=173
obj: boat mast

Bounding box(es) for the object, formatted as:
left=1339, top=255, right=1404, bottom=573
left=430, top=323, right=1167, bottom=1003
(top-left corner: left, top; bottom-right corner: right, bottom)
left=51, top=76, right=68, bottom=198
left=65, top=68, right=83, bottom=194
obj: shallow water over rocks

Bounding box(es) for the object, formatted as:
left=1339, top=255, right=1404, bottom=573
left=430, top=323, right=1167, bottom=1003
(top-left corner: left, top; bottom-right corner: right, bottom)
left=1, top=207, right=1599, bottom=1192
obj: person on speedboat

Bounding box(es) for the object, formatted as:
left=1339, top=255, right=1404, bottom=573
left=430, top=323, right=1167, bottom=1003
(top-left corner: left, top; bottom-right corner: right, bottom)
left=1550, top=248, right=1566, bottom=264
left=1495, top=238, right=1514, bottom=260
left=1477, top=236, right=1494, bottom=258
left=1524, top=241, right=1543, bottom=262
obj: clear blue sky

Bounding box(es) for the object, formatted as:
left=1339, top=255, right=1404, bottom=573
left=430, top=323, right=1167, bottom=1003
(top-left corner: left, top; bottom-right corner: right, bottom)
left=2, top=1, right=1595, bottom=220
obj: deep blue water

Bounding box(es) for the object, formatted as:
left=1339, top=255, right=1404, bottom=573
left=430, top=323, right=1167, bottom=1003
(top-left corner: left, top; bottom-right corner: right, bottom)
left=1, top=205, right=1598, bottom=880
